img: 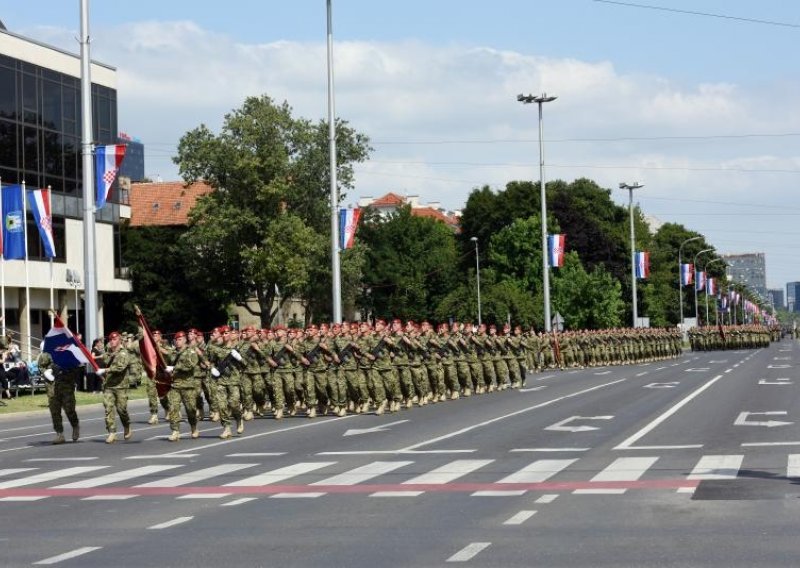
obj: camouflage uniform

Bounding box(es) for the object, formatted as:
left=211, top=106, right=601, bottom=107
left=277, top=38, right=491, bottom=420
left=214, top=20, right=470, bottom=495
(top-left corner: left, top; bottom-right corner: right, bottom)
left=37, top=351, right=80, bottom=443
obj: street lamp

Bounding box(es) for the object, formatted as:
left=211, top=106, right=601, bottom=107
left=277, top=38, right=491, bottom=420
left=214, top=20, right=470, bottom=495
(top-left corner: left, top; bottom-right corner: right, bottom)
left=470, top=237, right=482, bottom=326
left=678, top=236, right=702, bottom=330
left=704, top=258, right=725, bottom=325
left=693, top=248, right=713, bottom=325
left=620, top=182, right=644, bottom=327
left=518, top=92, right=557, bottom=331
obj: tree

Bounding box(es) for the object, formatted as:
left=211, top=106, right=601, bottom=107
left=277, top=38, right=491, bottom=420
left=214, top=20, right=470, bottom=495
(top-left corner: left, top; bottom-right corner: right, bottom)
left=551, top=252, right=625, bottom=329
left=174, top=95, right=371, bottom=326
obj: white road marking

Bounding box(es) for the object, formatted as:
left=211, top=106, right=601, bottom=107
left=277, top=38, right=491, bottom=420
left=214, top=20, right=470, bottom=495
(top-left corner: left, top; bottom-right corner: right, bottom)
left=591, top=457, right=659, bottom=481
left=788, top=455, right=800, bottom=478
left=0, top=466, right=107, bottom=489
left=82, top=495, right=138, bottom=501
left=225, top=453, right=286, bottom=457
left=635, top=372, right=648, bottom=377
left=471, top=490, right=526, bottom=496
left=614, top=374, right=723, bottom=450
left=33, top=546, right=102, bottom=565
left=177, top=493, right=231, bottom=499
left=148, top=516, right=194, bottom=530
left=503, top=510, right=537, bottom=525
left=26, top=457, right=98, bottom=462
left=402, top=460, right=493, bottom=485
left=447, top=542, right=491, bottom=562
left=758, top=378, right=793, bottom=385
left=125, top=454, right=199, bottom=460
left=535, top=494, right=559, bottom=504
left=510, top=448, right=590, bottom=453
left=741, top=441, right=800, bottom=447
left=311, top=461, right=413, bottom=486
left=225, top=462, right=336, bottom=486
left=545, top=415, right=613, bottom=433
left=644, top=382, right=679, bottom=389
left=688, top=455, right=743, bottom=480
left=318, top=450, right=476, bottom=455
left=734, top=411, right=793, bottom=428
left=573, top=488, right=626, bottom=494
left=0, top=467, right=36, bottom=478
left=0, top=496, right=49, bottom=501
left=519, top=386, right=546, bottom=392
left=497, top=459, right=577, bottom=484
left=136, top=463, right=258, bottom=487
left=221, top=497, right=258, bottom=507
left=343, top=419, right=409, bottom=437
left=54, top=465, right=182, bottom=489
left=270, top=492, right=325, bottom=498
left=370, top=491, right=423, bottom=497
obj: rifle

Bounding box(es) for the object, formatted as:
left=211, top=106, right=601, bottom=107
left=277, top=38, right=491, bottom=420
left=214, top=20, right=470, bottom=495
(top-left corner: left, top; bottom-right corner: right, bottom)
left=370, top=336, right=388, bottom=358
left=338, top=342, right=355, bottom=364
left=305, top=339, right=325, bottom=365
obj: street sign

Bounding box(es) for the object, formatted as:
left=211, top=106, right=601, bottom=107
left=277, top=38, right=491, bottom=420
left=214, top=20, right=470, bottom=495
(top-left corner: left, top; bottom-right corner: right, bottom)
left=552, top=312, right=564, bottom=332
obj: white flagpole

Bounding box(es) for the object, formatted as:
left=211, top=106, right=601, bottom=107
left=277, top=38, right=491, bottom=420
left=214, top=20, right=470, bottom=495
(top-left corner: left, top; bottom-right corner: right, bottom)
left=46, top=186, right=54, bottom=327
left=22, top=181, right=31, bottom=359
left=0, top=176, right=4, bottom=337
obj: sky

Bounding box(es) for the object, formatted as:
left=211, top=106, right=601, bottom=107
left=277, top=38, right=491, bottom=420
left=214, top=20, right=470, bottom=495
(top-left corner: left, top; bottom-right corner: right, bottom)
left=2, top=0, right=799, bottom=293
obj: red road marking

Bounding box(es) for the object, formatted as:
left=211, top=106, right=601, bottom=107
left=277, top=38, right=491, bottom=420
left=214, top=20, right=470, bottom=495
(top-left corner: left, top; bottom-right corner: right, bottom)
left=0, top=478, right=699, bottom=499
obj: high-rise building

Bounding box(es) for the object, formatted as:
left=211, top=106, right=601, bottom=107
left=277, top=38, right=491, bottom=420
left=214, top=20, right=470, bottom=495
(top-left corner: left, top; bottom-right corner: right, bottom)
left=721, top=253, right=767, bottom=301
left=0, top=26, right=131, bottom=350
left=787, top=282, right=800, bottom=313
left=767, top=288, right=784, bottom=310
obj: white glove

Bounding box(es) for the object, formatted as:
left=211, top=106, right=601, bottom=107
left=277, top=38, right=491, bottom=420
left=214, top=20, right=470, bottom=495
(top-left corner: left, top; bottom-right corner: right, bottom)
left=43, top=369, right=55, bottom=382
left=230, top=349, right=242, bottom=362
left=165, top=366, right=174, bottom=373
left=210, top=367, right=220, bottom=378
left=96, top=368, right=107, bottom=376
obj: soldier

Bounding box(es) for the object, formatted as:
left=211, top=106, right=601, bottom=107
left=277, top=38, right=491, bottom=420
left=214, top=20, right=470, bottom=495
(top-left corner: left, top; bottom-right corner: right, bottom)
left=165, top=331, right=200, bottom=441
left=37, top=350, right=80, bottom=444
left=189, top=328, right=218, bottom=422
left=372, top=319, right=402, bottom=412
left=95, top=331, right=133, bottom=444
left=206, top=326, right=244, bottom=439
left=303, top=325, right=329, bottom=418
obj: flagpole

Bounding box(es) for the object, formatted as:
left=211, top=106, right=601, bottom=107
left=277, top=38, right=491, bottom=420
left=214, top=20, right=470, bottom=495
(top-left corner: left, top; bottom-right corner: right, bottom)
left=22, top=181, right=31, bottom=360
left=47, top=186, right=54, bottom=327
left=0, top=176, right=4, bottom=337
left=327, top=0, right=342, bottom=324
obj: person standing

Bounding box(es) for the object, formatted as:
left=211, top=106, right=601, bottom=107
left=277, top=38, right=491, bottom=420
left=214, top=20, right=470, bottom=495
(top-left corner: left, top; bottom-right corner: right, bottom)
left=165, top=331, right=200, bottom=441
left=37, top=350, right=80, bottom=444
left=96, top=331, right=133, bottom=444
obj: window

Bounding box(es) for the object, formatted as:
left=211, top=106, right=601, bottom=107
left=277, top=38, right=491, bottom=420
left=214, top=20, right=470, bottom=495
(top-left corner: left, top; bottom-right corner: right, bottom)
left=0, top=66, right=16, bottom=119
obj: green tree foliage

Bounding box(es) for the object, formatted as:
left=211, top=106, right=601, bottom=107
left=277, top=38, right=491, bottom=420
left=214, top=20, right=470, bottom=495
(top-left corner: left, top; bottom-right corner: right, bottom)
left=118, top=224, right=227, bottom=331
left=551, top=252, right=625, bottom=329
left=359, top=205, right=459, bottom=321
left=173, top=95, right=371, bottom=326
left=433, top=272, right=538, bottom=327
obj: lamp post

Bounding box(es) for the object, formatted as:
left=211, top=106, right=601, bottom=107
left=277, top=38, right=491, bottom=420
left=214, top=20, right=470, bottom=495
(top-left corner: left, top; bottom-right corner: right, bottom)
left=620, top=182, right=644, bottom=327
left=518, top=92, right=557, bottom=331
left=704, top=258, right=724, bottom=325
left=678, top=236, right=702, bottom=330
left=693, top=248, right=713, bottom=325
left=470, top=237, right=482, bottom=326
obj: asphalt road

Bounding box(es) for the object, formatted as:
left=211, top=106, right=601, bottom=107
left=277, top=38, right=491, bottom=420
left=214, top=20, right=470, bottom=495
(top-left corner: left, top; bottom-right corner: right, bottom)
left=1, top=339, right=800, bottom=567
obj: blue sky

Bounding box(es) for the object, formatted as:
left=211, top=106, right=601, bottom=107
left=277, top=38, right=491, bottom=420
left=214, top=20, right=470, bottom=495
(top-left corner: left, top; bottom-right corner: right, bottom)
left=2, top=1, right=799, bottom=292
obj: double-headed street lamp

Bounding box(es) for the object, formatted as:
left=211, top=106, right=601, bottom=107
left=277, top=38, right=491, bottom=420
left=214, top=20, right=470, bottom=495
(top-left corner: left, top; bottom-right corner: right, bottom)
left=470, top=237, right=482, bottom=326
left=678, top=236, right=702, bottom=329
left=704, top=257, right=725, bottom=325
left=518, top=92, right=557, bottom=332
left=693, top=248, right=714, bottom=325
left=620, top=182, right=644, bottom=327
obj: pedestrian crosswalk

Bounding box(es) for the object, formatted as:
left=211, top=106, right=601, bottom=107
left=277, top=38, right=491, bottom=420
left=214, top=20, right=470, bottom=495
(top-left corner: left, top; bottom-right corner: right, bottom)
left=0, top=453, right=799, bottom=502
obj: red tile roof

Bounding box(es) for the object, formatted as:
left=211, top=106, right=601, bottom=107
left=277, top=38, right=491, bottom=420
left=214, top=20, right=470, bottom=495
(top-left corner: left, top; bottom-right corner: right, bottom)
left=412, top=206, right=459, bottom=228
left=370, top=192, right=406, bottom=207
left=129, top=181, right=213, bottom=227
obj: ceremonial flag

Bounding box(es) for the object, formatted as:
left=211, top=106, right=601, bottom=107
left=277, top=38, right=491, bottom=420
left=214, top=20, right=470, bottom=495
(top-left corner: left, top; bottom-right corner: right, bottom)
left=95, top=144, right=126, bottom=209
left=2, top=184, right=25, bottom=260
left=547, top=234, right=566, bottom=268
left=338, top=207, right=361, bottom=250
left=680, top=263, right=694, bottom=286
left=43, top=313, right=98, bottom=371
left=634, top=251, right=650, bottom=279
left=706, top=277, right=716, bottom=296
left=28, top=188, right=56, bottom=258
left=136, top=308, right=171, bottom=397
left=695, top=271, right=706, bottom=292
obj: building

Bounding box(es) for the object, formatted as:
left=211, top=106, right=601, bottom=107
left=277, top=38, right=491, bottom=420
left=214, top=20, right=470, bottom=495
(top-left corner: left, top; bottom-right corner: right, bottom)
left=117, top=132, right=145, bottom=182
left=0, top=25, right=131, bottom=353
left=767, top=288, right=784, bottom=310
left=721, top=253, right=767, bottom=301
left=357, top=192, right=461, bottom=231
left=787, top=282, right=800, bottom=313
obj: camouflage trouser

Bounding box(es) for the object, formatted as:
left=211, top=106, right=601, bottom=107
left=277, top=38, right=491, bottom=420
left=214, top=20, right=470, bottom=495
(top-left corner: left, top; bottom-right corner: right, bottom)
left=343, top=367, right=368, bottom=405
left=468, top=361, right=483, bottom=391
left=396, top=366, right=414, bottom=400
left=442, top=363, right=459, bottom=393
left=455, top=361, right=472, bottom=392
left=103, top=388, right=130, bottom=433
left=168, top=386, right=198, bottom=431
left=481, top=359, right=497, bottom=388
left=272, top=370, right=294, bottom=410
left=363, top=368, right=386, bottom=404
left=144, top=376, right=169, bottom=415
left=494, top=359, right=510, bottom=387
left=306, top=369, right=329, bottom=407
left=514, top=357, right=526, bottom=385
left=376, top=368, right=402, bottom=402
left=252, top=372, right=268, bottom=411
left=216, top=382, right=242, bottom=427
left=409, top=364, right=428, bottom=399
left=240, top=373, right=256, bottom=412
left=197, top=376, right=219, bottom=415
left=47, top=381, right=78, bottom=434
left=329, top=368, right=347, bottom=407
left=293, top=370, right=306, bottom=405
left=426, top=364, right=445, bottom=397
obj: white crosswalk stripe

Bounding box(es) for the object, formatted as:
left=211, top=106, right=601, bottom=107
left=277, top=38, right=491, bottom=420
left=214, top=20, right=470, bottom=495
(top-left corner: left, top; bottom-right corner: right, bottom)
left=0, top=466, right=107, bottom=489
left=54, top=465, right=183, bottom=489
left=687, top=455, right=744, bottom=480
left=402, top=459, right=494, bottom=485
left=311, top=461, right=413, bottom=486
left=224, top=462, right=336, bottom=486
left=135, top=464, right=258, bottom=487
left=0, top=468, right=37, bottom=478
left=496, top=459, right=578, bottom=484
left=574, top=457, right=659, bottom=495
left=787, top=454, right=800, bottom=478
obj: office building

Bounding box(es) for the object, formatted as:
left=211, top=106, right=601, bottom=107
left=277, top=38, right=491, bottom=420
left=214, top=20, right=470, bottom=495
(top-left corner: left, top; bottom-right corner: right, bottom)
left=721, top=253, right=767, bottom=301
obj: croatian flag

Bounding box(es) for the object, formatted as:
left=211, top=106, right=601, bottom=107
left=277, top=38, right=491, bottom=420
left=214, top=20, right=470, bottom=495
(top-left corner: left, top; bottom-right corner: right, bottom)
left=634, top=251, right=650, bottom=279
left=695, top=271, right=706, bottom=292
left=95, top=144, right=126, bottom=209
left=706, top=277, right=716, bottom=296
left=547, top=234, right=566, bottom=268
left=680, top=263, right=694, bottom=286
left=43, top=314, right=98, bottom=371
left=28, top=188, right=56, bottom=258
left=339, top=207, right=361, bottom=250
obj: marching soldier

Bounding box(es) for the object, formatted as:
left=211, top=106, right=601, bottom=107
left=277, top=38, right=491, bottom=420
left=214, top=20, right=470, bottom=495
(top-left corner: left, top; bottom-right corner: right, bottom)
left=96, top=331, right=134, bottom=444
left=165, top=331, right=200, bottom=441
left=38, top=349, right=80, bottom=444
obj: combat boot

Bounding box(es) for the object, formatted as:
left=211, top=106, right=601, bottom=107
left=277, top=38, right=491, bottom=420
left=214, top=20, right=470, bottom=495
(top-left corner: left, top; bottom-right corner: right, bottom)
left=236, top=420, right=244, bottom=435
left=450, top=391, right=460, bottom=400
left=168, top=430, right=180, bottom=442
left=219, top=426, right=232, bottom=439
left=191, top=426, right=200, bottom=439
left=375, top=400, right=386, bottom=416
left=196, top=408, right=204, bottom=422
left=243, top=410, right=253, bottom=421
left=147, top=414, right=159, bottom=425
left=123, top=425, right=133, bottom=440
left=307, top=407, right=317, bottom=418
left=274, top=408, right=284, bottom=420
left=52, top=433, right=65, bottom=445
left=463, top=388, right=472, bottom=397
left=72, top=425, right=80, bottom=442
left=210, top=411, right=220, bottom=423
left=337, top=406, right=347, bottom=417
left=105, top=432, right=116, bottom=444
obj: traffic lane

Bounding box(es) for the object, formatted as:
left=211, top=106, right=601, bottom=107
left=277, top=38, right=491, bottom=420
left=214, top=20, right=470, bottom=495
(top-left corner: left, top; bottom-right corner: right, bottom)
left=611, top=347, right=799, bottom=451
